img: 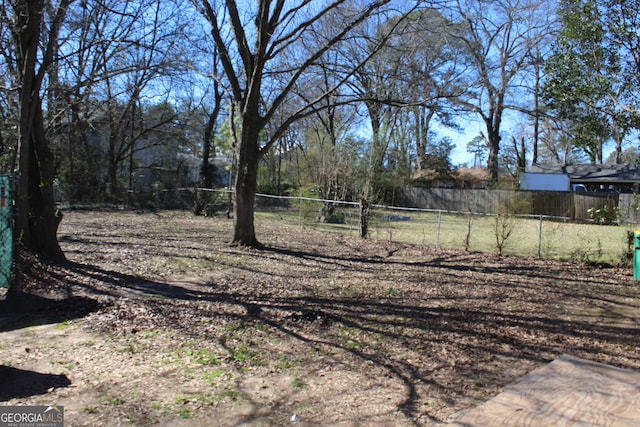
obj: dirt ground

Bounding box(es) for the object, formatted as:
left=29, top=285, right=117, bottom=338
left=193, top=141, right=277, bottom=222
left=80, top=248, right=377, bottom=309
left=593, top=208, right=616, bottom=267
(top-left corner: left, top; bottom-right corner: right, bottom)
left=1, top=210, right=639, bottom=426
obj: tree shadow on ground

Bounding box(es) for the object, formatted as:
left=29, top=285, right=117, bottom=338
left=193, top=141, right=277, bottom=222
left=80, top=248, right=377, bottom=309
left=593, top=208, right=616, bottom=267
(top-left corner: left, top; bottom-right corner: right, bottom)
left=0, top=365, right=71, bottom=400
left=0, top=292, right=102, bottom=333
left=52, top=244, right=640, bottom=424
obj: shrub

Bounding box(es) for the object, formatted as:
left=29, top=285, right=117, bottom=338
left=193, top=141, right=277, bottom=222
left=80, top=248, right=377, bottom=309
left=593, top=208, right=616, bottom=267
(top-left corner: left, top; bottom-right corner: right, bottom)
left=323, top=212, right=346, bottom=224
left=587, top=205, right=619, bottom=225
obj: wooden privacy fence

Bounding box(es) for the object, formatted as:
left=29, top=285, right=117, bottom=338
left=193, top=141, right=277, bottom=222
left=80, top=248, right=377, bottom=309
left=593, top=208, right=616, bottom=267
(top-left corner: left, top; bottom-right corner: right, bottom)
left=397, top=187, right=638, bottom=222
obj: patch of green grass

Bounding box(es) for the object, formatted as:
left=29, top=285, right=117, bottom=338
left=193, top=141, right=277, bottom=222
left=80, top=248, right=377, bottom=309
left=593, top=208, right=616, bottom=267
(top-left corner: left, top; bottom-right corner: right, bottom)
left=505, top=300, right=518, bottom=310
left=224, top=322, right=246, bottom=334
left=102, top=395, right=124, bottom=406
left=203, top=368, right=227, bottom=383
left=50, top=359, right=78, bottom=371
left=176, top=408, right=191, bottom=419
left=173, top=396, right=191, bottom=405
left=164, top=255, right=214, bottom=274
left=339, top=325, right=365, bottom=351
left=174, top=390, right=241, bottom=407
left=166, top=346, right=221, bottom=371
left=118, top=342, right=139, bottom=354
left=216, top=390, right=240, bottom=401
left=275, top=355, right=301, bottom=370
left=191, top=349, right=221, bottom=366
left=55, top=320, right=70, bottom=330
left=253, top=323, right=271, bottom=334
left=125, top=414, right=143, bottom=425
left=141, top=330, right=162, bottom=339
left=384, top=287, right=401, bottom=297
left=474, top=389, right=487, bottom=398
left=22, top=327, right=38, bottom=337
left=345, top=339, right=363, bottom=350
left=291, top=377, right=306, bottom=389
left=257, top=208, right=630, bottom=265
left=228, top=344, right=265, bottom=367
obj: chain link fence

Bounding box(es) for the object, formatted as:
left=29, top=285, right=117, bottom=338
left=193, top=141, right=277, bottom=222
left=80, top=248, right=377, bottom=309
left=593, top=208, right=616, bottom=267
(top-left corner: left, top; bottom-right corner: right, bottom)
left=0, top=174, right=12, bottom=289
left=250, top=193, right=632, bottom=266
left=57, top=187, right=636, bottom=267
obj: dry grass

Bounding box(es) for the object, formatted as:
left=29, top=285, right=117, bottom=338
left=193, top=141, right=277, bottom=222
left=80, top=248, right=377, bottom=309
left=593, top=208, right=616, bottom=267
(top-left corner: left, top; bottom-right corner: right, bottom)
left=0, top=210, right=639, bottom=426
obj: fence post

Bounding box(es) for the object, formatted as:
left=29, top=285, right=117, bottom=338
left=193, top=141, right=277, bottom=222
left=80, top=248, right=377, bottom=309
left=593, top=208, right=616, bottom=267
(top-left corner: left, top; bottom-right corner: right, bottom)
left=464, top=214, right=472, bottom=251
left=538, top=215, right=543, bottom=259
left=359, top=199, right=369, bottom=239
left=0, top=174, right=12, bottom=289
left=436, top=210, right=442, bottom=248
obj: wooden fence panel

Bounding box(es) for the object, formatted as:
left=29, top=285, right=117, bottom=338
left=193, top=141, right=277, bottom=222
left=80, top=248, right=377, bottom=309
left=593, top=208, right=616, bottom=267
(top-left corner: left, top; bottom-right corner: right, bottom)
left=529, top=191, right=574, bottom=218
left=574, top=193, right=618, bottom=220
left=620, top=194, right=640, bottom=223
left=399, top=188, right=629, bottom=221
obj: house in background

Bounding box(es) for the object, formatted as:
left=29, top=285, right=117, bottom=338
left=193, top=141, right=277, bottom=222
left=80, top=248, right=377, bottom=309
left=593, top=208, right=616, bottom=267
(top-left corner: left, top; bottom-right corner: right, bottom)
left=451, top=168, right=489, bottom=189
left=526, top=164, right=640, bottom=193
left=176, top=153, right=233, bottom=188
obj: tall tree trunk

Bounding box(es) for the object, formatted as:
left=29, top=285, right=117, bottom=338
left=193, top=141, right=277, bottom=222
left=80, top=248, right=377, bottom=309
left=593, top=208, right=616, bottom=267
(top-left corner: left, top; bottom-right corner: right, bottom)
left=194, top=54, right=223, bottom=216
left=485, top=102, right=503, bottom=183
left=612, top=125, right=624, bottom=164
left=532, top=51, right=542, bottom=165
left=22, top=102, right=65, bottom=260
left=232, top=114, right=260, bottom=247
left=107, top=145, right=119, bottom=202
left=14, top=0, right=65, bottom=262
left=414, top=106, right=425, bottom=170
left=485, top=121, right=501, bottom=183
left=193, top=106, right=218, bottom=216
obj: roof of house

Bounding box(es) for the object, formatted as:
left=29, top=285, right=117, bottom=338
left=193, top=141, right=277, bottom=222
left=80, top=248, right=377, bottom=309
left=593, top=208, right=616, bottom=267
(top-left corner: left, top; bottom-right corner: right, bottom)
left=452, top=168, right=489, bottom=182
left=528, top=164, right=640, bottom=183
left=411, top=169, right=441, bottom=181
left=411, top=167, right=489, bottom=182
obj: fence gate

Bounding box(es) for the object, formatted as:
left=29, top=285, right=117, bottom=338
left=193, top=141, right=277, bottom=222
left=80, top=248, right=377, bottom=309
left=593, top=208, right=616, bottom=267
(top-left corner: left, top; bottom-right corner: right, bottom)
left=0, top=175, right=12, bottom=288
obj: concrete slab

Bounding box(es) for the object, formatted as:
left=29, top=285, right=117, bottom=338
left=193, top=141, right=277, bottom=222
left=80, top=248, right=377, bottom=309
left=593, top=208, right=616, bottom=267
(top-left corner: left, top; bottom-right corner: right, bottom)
left=447, top=354, right=640, bottom=426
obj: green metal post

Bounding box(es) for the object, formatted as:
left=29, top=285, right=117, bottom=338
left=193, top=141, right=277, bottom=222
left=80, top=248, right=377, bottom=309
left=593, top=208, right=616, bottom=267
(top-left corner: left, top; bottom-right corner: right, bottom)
left=0, top=175, right=12, bottom=288
left=634, top=230, right=640, bottom=280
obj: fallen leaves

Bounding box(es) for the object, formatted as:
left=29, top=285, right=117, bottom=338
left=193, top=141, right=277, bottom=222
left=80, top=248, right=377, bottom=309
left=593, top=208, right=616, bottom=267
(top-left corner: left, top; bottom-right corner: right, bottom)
left=1, top=210, right=639, bottom=426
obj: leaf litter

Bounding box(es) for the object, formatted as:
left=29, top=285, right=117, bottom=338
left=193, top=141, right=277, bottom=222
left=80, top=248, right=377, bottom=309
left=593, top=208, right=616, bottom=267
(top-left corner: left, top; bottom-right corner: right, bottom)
left=0, top=210, right=639, bottom=426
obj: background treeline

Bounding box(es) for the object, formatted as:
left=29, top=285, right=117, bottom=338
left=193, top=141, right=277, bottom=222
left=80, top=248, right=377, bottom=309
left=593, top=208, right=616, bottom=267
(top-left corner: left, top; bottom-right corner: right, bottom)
left=2, top=0, right=640, bottom=210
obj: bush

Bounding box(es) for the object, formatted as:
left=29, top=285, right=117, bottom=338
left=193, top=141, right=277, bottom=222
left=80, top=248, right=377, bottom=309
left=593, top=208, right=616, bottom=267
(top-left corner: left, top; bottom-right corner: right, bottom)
left=587, top=205, right=619, bottom=225
left=324, top=212, right=346, bottom=224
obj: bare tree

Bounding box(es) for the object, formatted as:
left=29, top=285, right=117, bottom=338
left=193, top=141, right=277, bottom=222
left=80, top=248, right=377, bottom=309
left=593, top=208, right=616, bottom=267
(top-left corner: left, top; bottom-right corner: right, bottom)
left=97, top=0, right=188, bottom=200
left=340, top=6, right=466, bottom=203
left=188, top=34, right=226, bottom=215
left=290, top=46, right=361, bottom=218
left=387, top=8, right=468, bottom=172
left=346, top=25, right=400, bottom=203
left=448, top=0, right=554, bottom=182
left=10, top=0, right=71, bottom=261
left=194, top=0, right=407, bottom=246
left=47, top=0, right=190, bottom=203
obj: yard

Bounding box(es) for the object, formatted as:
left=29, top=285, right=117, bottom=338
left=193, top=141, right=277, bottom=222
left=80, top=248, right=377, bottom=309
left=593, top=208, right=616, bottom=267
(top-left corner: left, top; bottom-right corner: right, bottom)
left=257, top=204, right=633, bottom=265
left=1, top=210, right=639, bottom=426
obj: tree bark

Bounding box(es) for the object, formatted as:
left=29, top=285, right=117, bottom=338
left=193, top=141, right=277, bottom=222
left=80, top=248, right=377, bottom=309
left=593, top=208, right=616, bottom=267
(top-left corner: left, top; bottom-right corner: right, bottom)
left=13, top=0, right=65, bottom=262
left=232, top=115, right=261, bottom=247
left=193, top=110, right=216, bottom=216
left=486, top=126, right=501, bottom=183
left=197, top=0, right=397, bottom=247
left=22, top=102, right=65, bottom=260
